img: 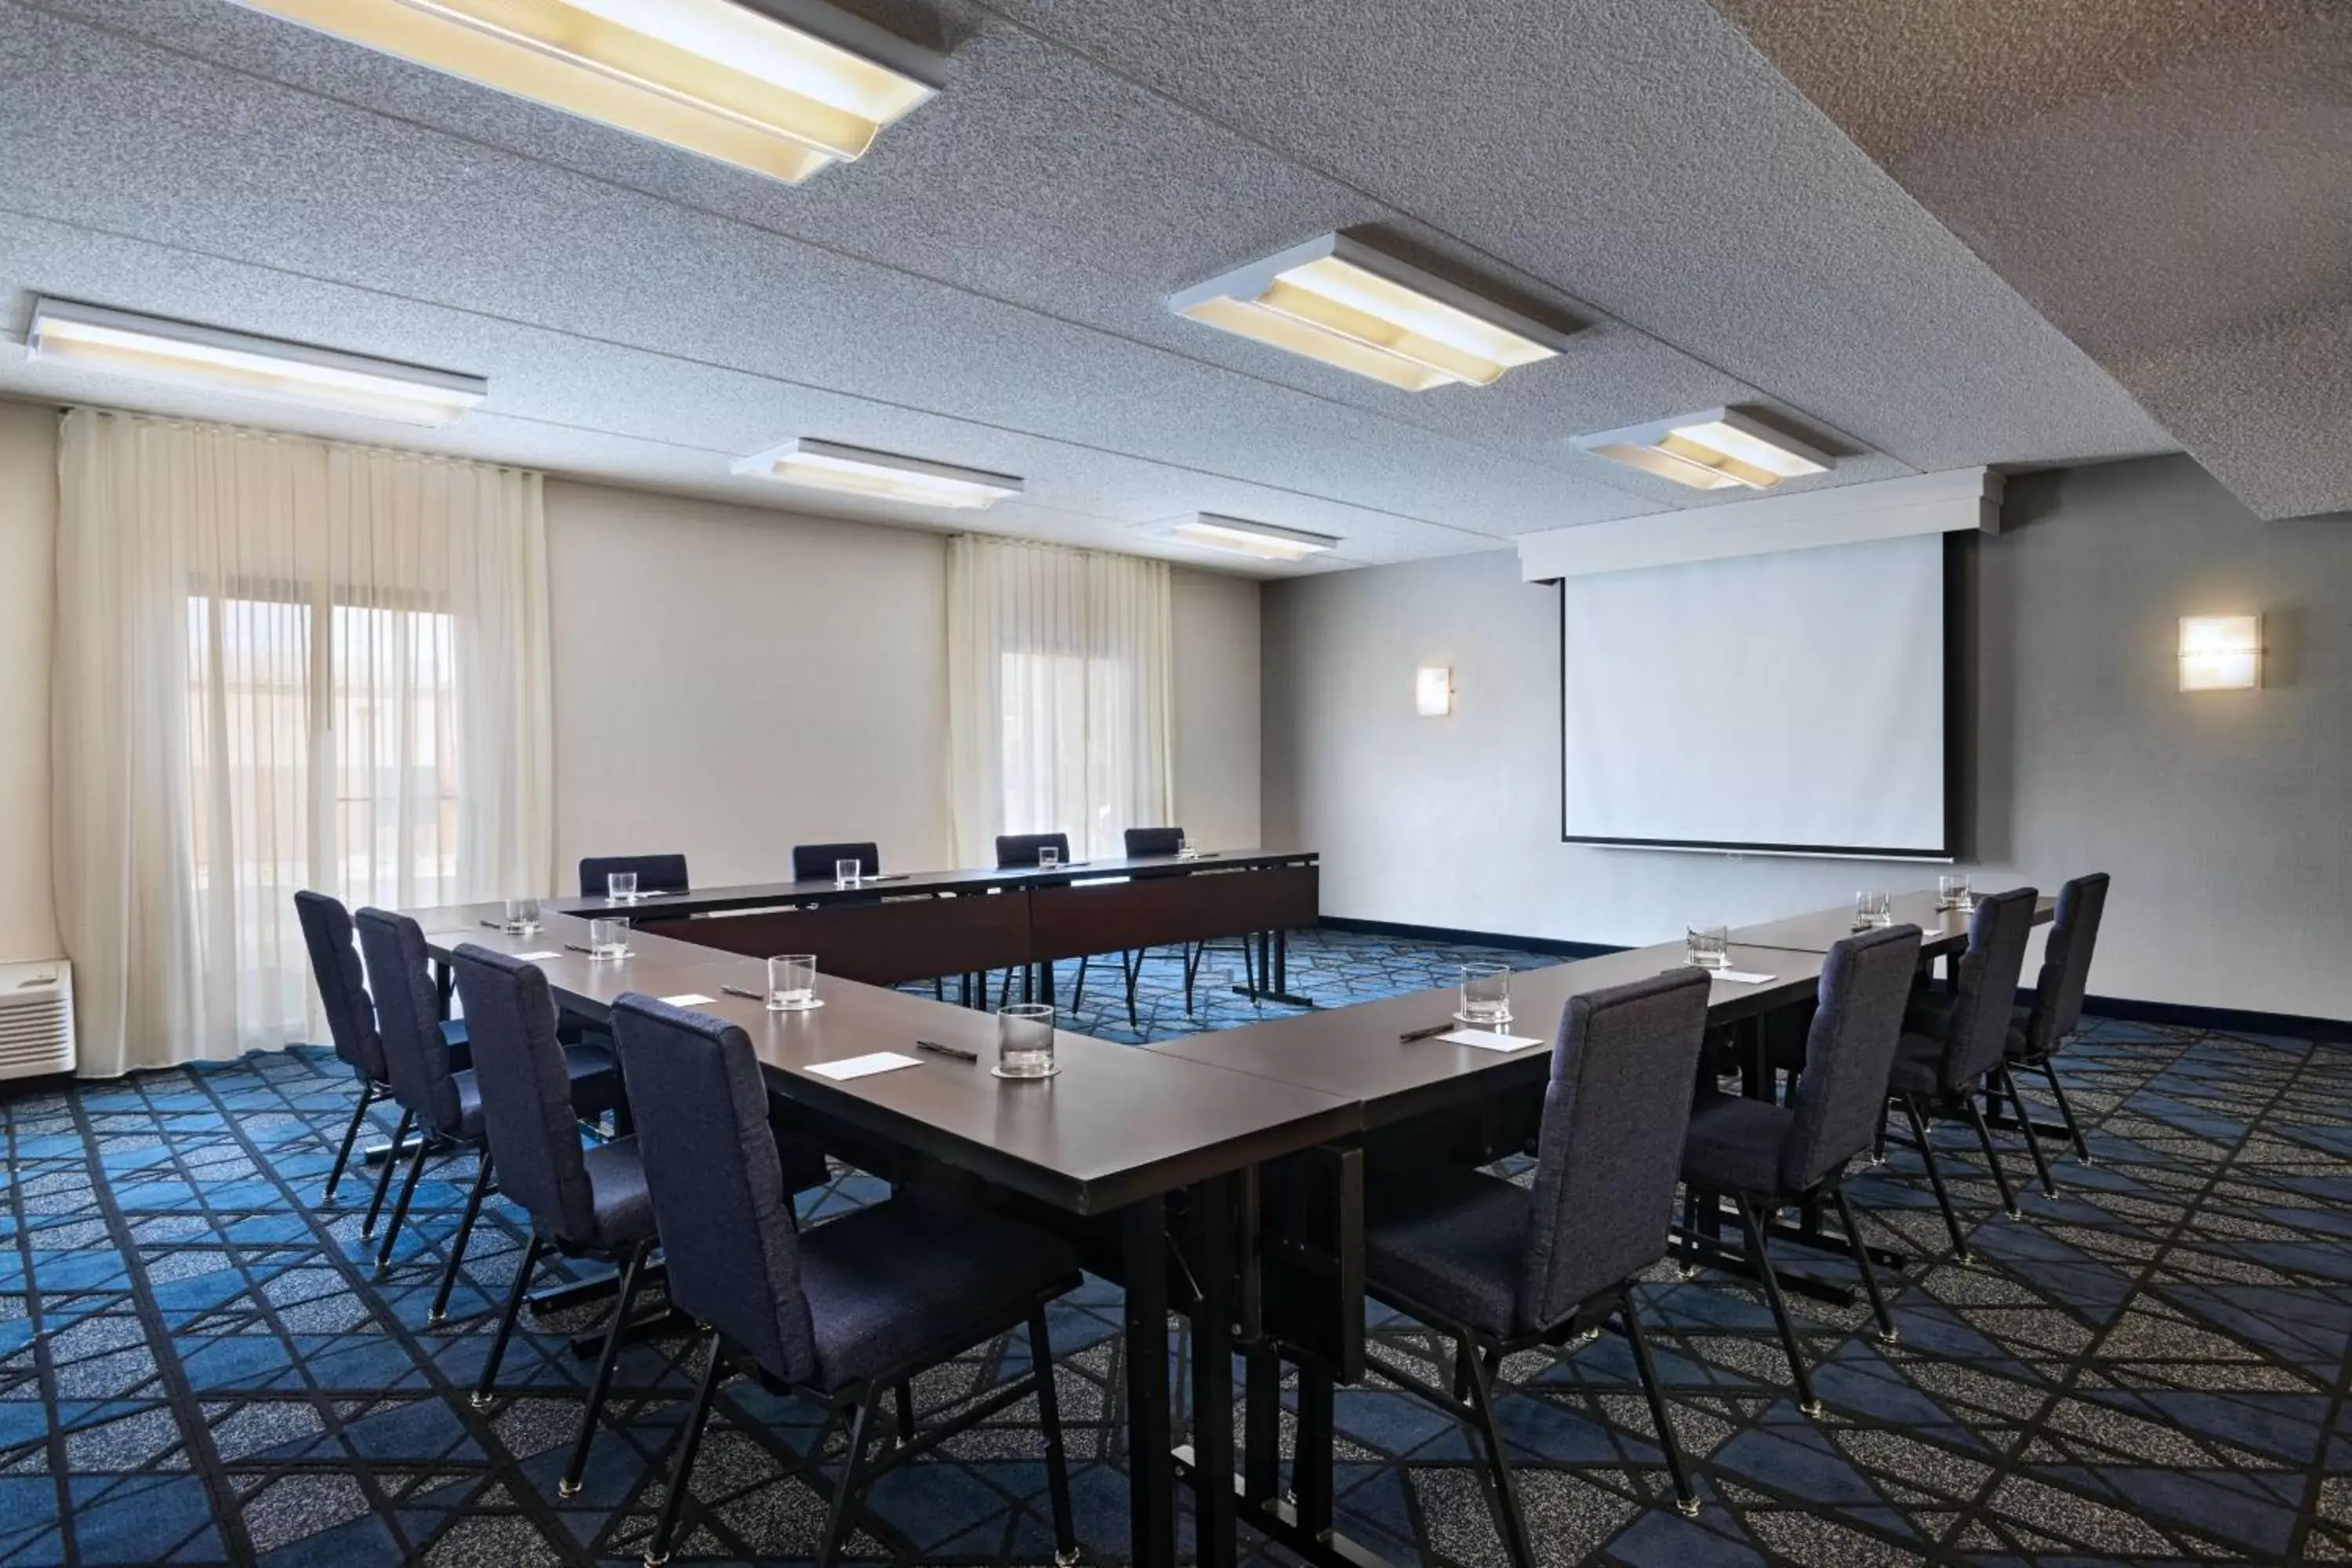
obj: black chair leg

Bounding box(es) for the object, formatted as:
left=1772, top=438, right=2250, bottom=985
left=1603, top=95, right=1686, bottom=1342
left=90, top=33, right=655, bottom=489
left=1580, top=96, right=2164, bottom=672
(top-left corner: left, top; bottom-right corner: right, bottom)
left=473, top=1233, right=543, bottom=1408
left=376, top=1136, right=432, bottom=1272
left=1734, top=1194, right=1820, bottom=1417
left=2042, top=1058, right=2092, bottom=1163
left=1181, top=942, right=1200, bottom=1014
left=561, top=1237, right=650, bottom=1497
left=1618, top=1301, right=1700, bottom=1517
left=429, top=1149, right=494, bottom=1323
left=1027, top=1308, right=1078, bottom=1563
left=1903, top=1096, right=1971, bottom=1262
left=932, top=977, right=944, bottom=1001
left=818, top=1389, right=878, bottom=1568
left=1962, top=1096, right=2021, bottom=1220
left=1122, top=949, right=1142, bottom=1031
left=644, top=1330, right=725, bottom=1568
left=1998, top=1065, right=2056, bottom=1199
left=361, top=1107, right=415, bottom=1236
left=322, top=1083, right=376, bottom=1204
left=1070, top=954, right=1090, bottom=1011
left=1831, top=1189, right=1897, bottom=1343
left=1457, top=1329, right=1535, bottom=1568
left=891, top=1380, right=916, bottom=1445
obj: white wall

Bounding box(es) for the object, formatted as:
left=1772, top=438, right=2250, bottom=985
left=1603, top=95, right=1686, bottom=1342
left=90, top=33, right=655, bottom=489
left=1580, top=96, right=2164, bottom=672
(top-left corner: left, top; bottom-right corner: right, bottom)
left=1171, top=567, right=1262, bottom=850
left=1263, top=456, right=2352, bottom=1019
left=0, top=402, right=58, bottom=962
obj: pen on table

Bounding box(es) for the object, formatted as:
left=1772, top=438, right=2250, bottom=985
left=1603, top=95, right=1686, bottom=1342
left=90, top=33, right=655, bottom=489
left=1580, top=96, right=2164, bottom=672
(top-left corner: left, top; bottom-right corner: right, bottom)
left=720, top=985, right=764, bottom=1001
left=1399, top=1022, right=1454, bottom=1042
left=563, top=942, right=594, bottom=955
left=478, top=919, right=503, bottom=930
left=916, top=1039, right=978, bottom=1062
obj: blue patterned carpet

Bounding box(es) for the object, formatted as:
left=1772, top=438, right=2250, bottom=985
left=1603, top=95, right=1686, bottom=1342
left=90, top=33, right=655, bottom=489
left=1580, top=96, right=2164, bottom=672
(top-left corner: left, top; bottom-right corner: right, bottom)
left=5, top=929, right=2350, bottom=1566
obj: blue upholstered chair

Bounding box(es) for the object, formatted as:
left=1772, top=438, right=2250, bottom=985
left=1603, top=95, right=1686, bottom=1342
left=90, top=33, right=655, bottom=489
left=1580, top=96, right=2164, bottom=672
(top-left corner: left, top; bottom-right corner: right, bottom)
left=295, top=891, right=467, bottom=1208
left=2005, top=873, right=2110, bottom=1163
left=451, top=945, right=658, bottom=1497
left=1360, top=969, right=1714, bottom=1562
left=790, top=841, right=880, bottom=883
left=1882, top=887, right=2042, bottom=1259
left=1679, top=925, right=1922, bottom=1410
left=576, top=853, right=689, bottom=898
left=352, top=908, right=622, bottom=1319
left=609, top=995, right=1082, bottom=1568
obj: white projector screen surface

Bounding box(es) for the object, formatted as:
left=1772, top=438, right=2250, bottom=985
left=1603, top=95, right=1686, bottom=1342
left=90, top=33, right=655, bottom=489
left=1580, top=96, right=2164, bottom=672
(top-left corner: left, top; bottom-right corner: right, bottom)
left=1560, top=533, right=1947, bottom=855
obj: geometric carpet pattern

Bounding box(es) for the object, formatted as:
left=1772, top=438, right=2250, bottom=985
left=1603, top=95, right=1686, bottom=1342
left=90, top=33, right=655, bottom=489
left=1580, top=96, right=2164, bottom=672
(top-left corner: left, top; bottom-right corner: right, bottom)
left=2, top=927, right=2347, bottom=1565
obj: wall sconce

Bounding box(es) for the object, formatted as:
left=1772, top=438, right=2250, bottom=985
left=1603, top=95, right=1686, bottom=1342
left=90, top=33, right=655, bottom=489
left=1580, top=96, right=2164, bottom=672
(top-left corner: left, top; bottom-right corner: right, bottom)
left=1415, top=666, right=1454, bottom=717
left=2178, top=615, right=2261, bottom=691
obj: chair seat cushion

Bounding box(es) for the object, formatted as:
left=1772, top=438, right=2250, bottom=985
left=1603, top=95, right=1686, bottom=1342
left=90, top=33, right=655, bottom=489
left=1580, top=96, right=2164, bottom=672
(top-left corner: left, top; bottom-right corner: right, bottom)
left=1363, top=1167, right=1528, bottom=1338
left=800, top=1192, right=1080, bottom=1392
left=1681, top=1092, right=1792, bottom=1196
left=579, top=1137, right=656, bottom=1250
left=1886, top=1033, right=1947, bottom=1096
left=1903, top=990, right=1953, bottom=1040
left=2005, top=1004, right=2040, bottom=1062
left=561, top=1042, right=624, bottom=1120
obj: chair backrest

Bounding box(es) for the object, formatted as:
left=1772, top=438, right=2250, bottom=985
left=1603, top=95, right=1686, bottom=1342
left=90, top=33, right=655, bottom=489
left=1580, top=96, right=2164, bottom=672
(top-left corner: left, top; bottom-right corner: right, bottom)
left=1937, top=887, right=2040, bottom=1088
left=610, top=994, right=816, bottom=1385
left=452, top=945, right=600, bottom=1243
left=1781, top=925, right=1924, bottom=1190
left=2023, top=873, right=2111, bottom=1055
left=791, top=842, right=881, bottom=883
left=1123, top=827, right=1183, bottom=858
left=996, top=833, right=1071, bottom=869
left=1518, top=968, right=1712, bottom=1329
left=294, top=890, right=384, bottom=1081
left=353, top=908, right=466, bottom=1136
left=578, top=853, right=690, bottom=898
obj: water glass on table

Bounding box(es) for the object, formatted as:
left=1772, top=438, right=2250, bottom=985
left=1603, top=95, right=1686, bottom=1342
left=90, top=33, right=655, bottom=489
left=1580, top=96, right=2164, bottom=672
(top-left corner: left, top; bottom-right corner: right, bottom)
left=1686, top=924, right=1730, bottom=970
left=767, top=953, right=818, bottom=1011
left=996, top=1004, right=1058, bottom=1079
left=1457, top=962, right=1513, bottom=1026
left=588, top=917, right=630, bottom=960
left=501, top=896, right=540, bottom=935
left=1936, top=873, right=1973, bottom=913
left=1038, top=845, right=1061, bottom=872
left=1854, top=889, right=1893, bottom=927
left=607, top=870, right=638, bottom=903
left=834, top=858, right=862, bottom=889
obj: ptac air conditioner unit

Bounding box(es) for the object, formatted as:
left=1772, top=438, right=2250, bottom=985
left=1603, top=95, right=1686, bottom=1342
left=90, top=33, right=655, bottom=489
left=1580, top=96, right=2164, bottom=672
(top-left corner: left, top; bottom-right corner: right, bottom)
left=0, top=959, right=74, bottom=1080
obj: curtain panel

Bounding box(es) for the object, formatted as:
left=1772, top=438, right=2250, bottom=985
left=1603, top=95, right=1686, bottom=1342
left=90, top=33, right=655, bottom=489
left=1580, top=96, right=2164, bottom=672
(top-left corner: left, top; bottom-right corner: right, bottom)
left=52, top=409, right=552, bottom=1076
left=946, top=536, right=1174, bottom=866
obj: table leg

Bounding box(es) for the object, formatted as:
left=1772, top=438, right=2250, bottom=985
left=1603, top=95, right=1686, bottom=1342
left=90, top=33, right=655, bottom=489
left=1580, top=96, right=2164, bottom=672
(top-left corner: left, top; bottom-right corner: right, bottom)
left=1123, top=1198, right=1176, bottom=1568
left=1294, top=1356, right=1335, bottom=1535
left=1190, top=1175, right=1239, bottom=1566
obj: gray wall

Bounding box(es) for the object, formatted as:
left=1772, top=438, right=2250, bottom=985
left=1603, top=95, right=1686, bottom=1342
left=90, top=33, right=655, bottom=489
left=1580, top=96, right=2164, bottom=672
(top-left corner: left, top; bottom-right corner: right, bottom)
left=1264, top=456, right=2352, bottom=1019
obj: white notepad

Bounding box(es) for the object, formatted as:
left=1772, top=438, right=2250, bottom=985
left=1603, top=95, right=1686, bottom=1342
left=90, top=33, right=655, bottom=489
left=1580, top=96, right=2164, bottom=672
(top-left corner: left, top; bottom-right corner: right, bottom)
left=1712, top=969, right=1777, bottom=985
left=808, top=1051, right=923, bottom=1081
left=1438, top=1029, right=1547, bottom=1052
left=659, top=993, right=714, bottom=1007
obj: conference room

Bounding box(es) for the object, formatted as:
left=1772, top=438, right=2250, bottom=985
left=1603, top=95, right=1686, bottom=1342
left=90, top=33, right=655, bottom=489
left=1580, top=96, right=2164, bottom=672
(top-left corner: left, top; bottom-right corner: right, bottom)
left=2, top=2, right=2347, bottom=1566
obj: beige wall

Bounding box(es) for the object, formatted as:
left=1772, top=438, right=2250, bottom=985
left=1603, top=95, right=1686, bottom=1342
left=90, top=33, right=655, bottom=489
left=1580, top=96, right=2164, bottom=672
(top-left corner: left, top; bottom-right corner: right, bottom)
left=1263, top=456, right=2352, bottom=1019
left=0, top=402, right=58, bottom=962
left=1171, top=567, right=1263, bottom=850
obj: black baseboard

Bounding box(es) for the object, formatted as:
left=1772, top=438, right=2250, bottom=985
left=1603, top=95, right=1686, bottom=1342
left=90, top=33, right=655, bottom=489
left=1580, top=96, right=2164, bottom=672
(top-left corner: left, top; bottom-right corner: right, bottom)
left=1315, top=920, right=2347, bottom=1044
left=1314, top=916, right=1624, bottom=961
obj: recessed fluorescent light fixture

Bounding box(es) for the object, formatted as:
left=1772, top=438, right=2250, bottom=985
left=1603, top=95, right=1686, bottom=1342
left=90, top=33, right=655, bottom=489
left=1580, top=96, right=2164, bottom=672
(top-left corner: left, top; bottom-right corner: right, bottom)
left=24, top=298, right=487, bottom=426
left=731, top=438, right=1022, bottom=510
left=1159, top=514, right=1340, bottom=563
left=230, top=0, right=944, bottom=183
left=1169, top=233, right=1576, bottom=392
left=1573, top=406, right=1833, bottom=491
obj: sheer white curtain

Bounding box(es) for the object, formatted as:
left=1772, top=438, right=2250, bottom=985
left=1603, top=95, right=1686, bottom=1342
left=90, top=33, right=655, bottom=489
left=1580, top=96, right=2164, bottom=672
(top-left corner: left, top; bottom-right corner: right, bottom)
left=946, top=536, right=1174, bottom=865
left=52, top=409, right=552, bottom=1076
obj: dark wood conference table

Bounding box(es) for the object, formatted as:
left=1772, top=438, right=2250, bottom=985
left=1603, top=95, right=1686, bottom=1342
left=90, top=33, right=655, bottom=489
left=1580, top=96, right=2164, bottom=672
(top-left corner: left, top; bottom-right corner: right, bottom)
left=405, top=903, right=1357, bottom=1568
left=546, top=848, right=1321, bottom=1004
left=1731, top=887, right=2054, bottom=959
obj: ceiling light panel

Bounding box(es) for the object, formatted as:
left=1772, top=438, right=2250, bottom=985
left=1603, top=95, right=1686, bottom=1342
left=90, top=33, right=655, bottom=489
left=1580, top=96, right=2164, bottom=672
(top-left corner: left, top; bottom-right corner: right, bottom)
left=230, top=0, right=943, bottom=183
left=1170, top=234, right=1577, bottom=392
left=1574, top=407, right=1834, bottom=491
left=1159, top=514, right=1341, bottom=562
left=732, top=438, right=1023, bottom=510
left=25, top=298, right=488, bottom=426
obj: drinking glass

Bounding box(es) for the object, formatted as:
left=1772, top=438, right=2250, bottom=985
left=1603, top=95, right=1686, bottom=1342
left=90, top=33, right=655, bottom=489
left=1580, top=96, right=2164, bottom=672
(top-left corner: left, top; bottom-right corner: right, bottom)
left=588, top=917, right=630, bottom=960
left=1937, top=873, right=1973, bottom=913
left=607, top=870, right=638, bottom=903
left=1686, top=924, right=1730, bottom=970
left=1178, top=837, right=1197, bottom=860
left=1037, top=846, right=1062, bottom=872
left=1855, top=890, right=1893, bottom=927
left=502, top=896, right=541, bottom=934
left=1457, top=962, right=1513, bottom=1026
left=767, top=954, right=818, bottom=1011
left=834, top=858, right=862, bottom=889
left=996, top=1004, right=1058, bottom=1078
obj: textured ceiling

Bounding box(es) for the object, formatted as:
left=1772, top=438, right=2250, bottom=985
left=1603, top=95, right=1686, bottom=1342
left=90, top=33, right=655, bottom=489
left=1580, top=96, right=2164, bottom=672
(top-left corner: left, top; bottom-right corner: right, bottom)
left=1713, top=0, right=2352, bottom=522
left=0, top=0, right=2180, bottom=572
